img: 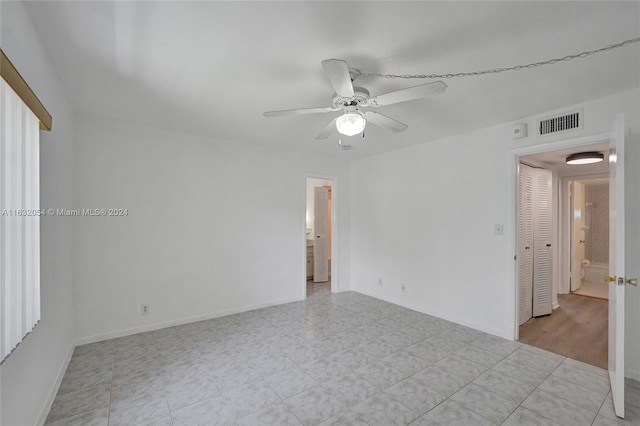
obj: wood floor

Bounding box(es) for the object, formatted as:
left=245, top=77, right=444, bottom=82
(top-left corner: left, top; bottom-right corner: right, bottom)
left=519, top=293, right=608, bottom=369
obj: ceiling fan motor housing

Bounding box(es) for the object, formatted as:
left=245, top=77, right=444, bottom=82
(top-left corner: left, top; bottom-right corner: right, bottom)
left=332, top=87, right=371, bottom=109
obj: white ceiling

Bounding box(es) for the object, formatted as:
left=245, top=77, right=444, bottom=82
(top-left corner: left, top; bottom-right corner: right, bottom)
left=520, top=140, right=611, bottom=176
left=23, top=1, right=640, bottom=158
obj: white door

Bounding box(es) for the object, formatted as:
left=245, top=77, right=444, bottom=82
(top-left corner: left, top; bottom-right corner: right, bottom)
left=313, top=186, right=329, bottom=282
left=518, top=164, right=553, bottom=324
left=532, top=167, right=553, bottom=317
left=608, top=114, right=629, bottom=418
left=518, top=165, right=534, bottom=325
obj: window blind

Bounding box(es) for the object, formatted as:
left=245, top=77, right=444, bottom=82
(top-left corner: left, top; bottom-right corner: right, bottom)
left=1, top=77, right=41, bottom=363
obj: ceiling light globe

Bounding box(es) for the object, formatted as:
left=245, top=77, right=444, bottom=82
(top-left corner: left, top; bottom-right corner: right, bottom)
left=336, top=112, right=366, bottom=136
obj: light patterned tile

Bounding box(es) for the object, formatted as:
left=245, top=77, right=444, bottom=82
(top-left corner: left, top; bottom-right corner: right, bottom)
left=519, top=344, right=566, bottom=363
left=538, top=375, right=609, bottom=413
left=250, top=354, right=298, bottom=377
left=237, top=402, right=303, bottom=425
left=410, top=399, right=495, bottom=426
left=264, top=366, right=318, bottom=399
left=455, top=344, right=505, bottom=369
left=318, top=411, right=369, bottom=426
left=355, top=339, right=399, bottom=358
left=598, top=390, right=640, bottom=423
left=354, top=362, right=407, bottom=390
left=46, top=288, right=615, bottom=426
left=381, top=350, right=434, bottom=375
left=110, top=380, right=164, bottom=405
left=431, top=355, right=487, bottom=382
left=133, top=413, right=174, bottom=426
left=378, top=331, right=423, bottom=348
left=507, top=347, right=563, bottom=375
left=171, top=396, right=236, bottom=426
left=551, top=362, right=611, bottom=395
left=164, top=372, right=222, bottom=412
left=300, top=358, right=351, bottom=383
left=412, top=366, right=470, bottom=397
left=320, top=373, right=380, bottom=406
left=108, top=387, right=171, bottom=426
left=491, top=358, right=548, bottom=387
left=44, top=408, right=108, bottom=426
left=351, top=393, right=418, bottom=426
left=522, top=388, right=597, bottom=425
left=502, top=407, right=563, bottom=426
left=284, top=387, right=346, bottom=426
left=65, top=351, right=113, bottom=375
left=450, top=383, right=519, bottom=424
left=329, top=348, right=378, bottom=370
left=404, top=342, right=450, bottom=364
left=45, top=383, right=111, bottom=424
left=470, top=335, right=521, bottom=358
left=592, top=415, right=625, bottom=426
left=57, top=364, right=112, bottom=395
left=423, top=334, right=469, bottom=353
left=384, top=377, right=447, bottom=415
left=72, top=340, right=115, bottom=358
left=223, top=380, right=282, bottom=419
left=472, top=369, right=536, bottom=404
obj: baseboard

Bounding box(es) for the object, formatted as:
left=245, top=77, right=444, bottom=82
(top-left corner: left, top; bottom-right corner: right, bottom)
left=35, top=343, right=74, bottom=426
left=75, top=296, right=304, bottom=346
left=352, top=288, right=511, bottom=340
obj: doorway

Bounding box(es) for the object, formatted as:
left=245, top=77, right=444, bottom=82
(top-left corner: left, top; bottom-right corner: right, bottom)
left=514, top=139, right=610, bottom=368
left=305, top=177, right=335, bottom=297
left=569, top=178, right=610, bottom=300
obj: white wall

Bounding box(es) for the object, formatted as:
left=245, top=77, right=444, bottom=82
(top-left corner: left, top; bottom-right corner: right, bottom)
left=72, top=117, right=351, bottom=342
left=0, top=2, right=77, bottom=425
left=350, top=89, right=640, bottom=379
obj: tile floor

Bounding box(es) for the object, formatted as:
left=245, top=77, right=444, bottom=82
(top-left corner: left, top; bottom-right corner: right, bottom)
left=45, top=282, right=640, bottom=425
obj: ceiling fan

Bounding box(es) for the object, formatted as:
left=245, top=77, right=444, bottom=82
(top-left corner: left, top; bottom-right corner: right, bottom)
left=263, top=59, right=447, bottom=139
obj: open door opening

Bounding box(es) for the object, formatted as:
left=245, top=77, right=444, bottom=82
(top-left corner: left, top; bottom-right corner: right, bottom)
left=305, top=177, right=334, bottom=298
left=513, top=114, right=633, bottom=418
left=569, top=178, right=610, bottom=300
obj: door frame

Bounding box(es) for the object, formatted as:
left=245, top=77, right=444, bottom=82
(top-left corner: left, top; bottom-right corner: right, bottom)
left=509, top=131, right=611, bottom=340
left=304, top=173, right=339, bottom=297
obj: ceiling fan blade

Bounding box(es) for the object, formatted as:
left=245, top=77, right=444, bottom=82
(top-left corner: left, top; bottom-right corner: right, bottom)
left=369, top=81, right=447, bottom=107
left=263, top=106, right=338, bottom=117
left=321, top=59, right=355, bottom=98
left=315, top=118, right=338, bottom=139
left=364, top=111, right=408, bottom=133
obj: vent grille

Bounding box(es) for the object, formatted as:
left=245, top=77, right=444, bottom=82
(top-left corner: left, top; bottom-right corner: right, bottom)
left=538, top=111, right=582, bottom=136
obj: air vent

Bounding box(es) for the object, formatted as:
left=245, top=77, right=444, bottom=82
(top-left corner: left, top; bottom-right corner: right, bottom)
left=537, top=110, right=582, bottom=136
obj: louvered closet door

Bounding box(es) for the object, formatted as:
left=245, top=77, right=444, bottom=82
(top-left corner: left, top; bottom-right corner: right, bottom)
left=532, top=168, right=553, bottom=317
left=518, top=165, right=534, bottom=325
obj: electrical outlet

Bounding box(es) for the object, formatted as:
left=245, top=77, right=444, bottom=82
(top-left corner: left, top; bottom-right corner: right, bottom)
left=401, top=284, right=407, bottom=292
left=141, top=304, right=150, bottom=315
left=378, top=278, right=383, bottom=287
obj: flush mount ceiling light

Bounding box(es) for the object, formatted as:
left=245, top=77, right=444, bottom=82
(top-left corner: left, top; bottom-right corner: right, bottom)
left=336, top=111, right=366, bottom=136
left=566, top=151, right=604, bottom=165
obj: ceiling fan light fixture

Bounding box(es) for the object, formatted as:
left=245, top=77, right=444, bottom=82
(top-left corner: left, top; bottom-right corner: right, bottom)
left=336, top=112, right=366, bottom=136
left=566, top=151, right=604, bottom=165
